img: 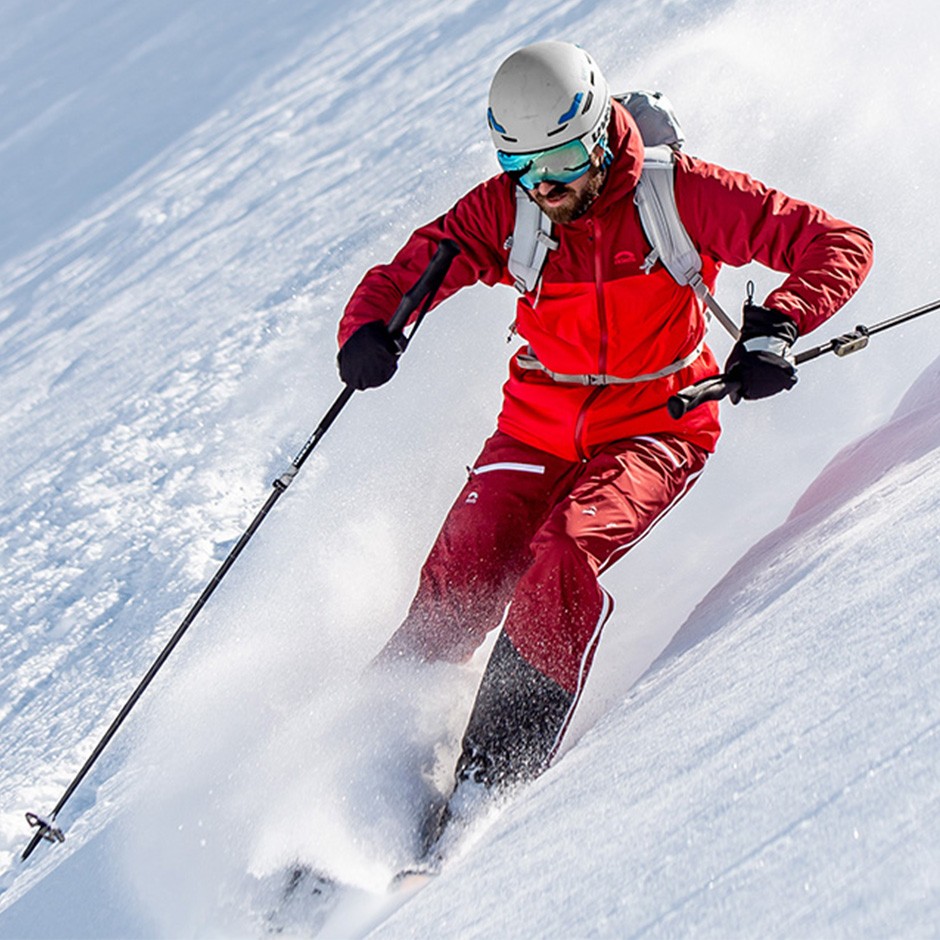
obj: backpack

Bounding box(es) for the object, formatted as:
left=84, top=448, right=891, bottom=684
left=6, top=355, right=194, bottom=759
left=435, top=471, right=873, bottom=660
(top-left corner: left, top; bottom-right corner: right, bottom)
left=506, top=91, right=740, bottom=342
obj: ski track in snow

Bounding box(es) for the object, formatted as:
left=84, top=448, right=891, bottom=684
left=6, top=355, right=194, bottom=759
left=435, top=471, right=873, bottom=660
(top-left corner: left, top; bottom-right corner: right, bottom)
left=0, top=0, right=938, bottom=936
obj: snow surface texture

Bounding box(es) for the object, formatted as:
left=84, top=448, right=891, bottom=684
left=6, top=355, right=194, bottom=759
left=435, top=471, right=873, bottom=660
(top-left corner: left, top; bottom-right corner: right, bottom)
left=0, top=0, right=937, bottom=936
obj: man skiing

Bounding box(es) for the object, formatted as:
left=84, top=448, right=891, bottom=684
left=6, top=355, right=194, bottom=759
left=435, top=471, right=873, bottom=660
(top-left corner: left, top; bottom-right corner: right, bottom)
left=336, top=42, right=873, bottom=828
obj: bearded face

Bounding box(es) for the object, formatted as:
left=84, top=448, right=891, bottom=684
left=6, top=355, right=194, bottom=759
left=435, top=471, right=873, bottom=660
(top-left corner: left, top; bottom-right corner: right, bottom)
left=529, top=152, right=608, bottom=224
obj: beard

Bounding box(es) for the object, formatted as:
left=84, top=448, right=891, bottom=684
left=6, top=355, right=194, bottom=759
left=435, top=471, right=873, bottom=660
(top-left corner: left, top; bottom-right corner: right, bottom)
left=530, top=162, right=607, bottom=224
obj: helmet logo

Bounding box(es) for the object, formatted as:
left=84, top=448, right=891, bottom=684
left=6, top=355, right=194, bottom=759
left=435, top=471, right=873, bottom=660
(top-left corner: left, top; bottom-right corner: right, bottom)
left=557, top=92, right=583, bottom=125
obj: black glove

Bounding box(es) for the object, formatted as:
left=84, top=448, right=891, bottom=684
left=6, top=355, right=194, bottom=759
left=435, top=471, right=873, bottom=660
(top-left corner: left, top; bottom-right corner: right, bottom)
left=337, top=320, right=399, bottom=390
left=724, top=304, right=799, bottom=401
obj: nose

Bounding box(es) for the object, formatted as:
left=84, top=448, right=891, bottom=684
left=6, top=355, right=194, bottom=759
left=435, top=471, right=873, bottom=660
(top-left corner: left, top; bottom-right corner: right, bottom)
left=534, top=181, right=558, bottom=196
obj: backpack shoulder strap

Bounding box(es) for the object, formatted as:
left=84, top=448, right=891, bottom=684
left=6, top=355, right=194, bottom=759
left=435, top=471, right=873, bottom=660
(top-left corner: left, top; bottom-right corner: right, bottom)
left=635, top=145, right=701, bottom=285
left=636, top=145, right=740, bottom=339
left=506, top=186, right=558, bottom=295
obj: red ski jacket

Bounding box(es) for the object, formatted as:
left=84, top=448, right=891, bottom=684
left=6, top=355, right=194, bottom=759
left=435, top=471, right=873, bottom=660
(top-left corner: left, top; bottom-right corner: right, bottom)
left=339, top=101, right=873, bottom=461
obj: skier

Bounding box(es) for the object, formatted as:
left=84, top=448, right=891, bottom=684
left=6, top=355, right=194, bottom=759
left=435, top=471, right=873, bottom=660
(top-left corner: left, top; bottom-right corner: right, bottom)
left=336, top=42, right=873, bottom=830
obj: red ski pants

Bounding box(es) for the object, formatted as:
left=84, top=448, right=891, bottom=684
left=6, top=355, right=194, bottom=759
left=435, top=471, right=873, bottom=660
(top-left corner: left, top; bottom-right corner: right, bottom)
left=381, top=430, right=708, bottom=695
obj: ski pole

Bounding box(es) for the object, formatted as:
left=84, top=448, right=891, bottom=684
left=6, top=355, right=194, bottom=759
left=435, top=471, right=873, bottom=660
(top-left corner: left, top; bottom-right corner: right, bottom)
left=21, top=239, right=462, bottom=862
left=667, top=297, right=940, bottom=418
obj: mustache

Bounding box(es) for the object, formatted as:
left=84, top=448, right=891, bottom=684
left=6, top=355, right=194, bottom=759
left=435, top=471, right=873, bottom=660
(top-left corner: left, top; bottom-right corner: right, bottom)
left=536, top=181, right=573, bottom=200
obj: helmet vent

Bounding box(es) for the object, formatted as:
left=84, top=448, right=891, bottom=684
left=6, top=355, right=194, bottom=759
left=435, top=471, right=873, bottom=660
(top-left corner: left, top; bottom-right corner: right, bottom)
left=582, top=90, right=594, bottom=114
left=557, top=92, right=583, bottom=125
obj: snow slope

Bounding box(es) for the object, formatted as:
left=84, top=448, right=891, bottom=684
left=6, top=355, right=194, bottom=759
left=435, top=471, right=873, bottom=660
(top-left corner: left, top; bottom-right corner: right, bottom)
left=368, top=367, right=940, bottom=940
left=0, top=0, right=938, bottom=936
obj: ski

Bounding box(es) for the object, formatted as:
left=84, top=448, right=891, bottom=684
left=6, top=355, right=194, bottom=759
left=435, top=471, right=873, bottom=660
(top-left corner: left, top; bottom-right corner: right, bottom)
left=259, top=862, right=437, bottom=937
left=257, top=804, right=493, bottom=936
left=260, top=865, right=341, bottom=935
left=257, top=776, right=515, bottom=935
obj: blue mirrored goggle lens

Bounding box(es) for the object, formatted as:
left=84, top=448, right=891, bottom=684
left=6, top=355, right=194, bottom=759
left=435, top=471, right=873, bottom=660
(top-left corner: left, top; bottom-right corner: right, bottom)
left=497, top=138, right=592, bottom=189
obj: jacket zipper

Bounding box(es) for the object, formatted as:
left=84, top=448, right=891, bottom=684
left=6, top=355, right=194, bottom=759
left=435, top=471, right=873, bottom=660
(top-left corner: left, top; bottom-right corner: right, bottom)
left=574, top=219, right=609, bottom=461
left=574, top=386, right=604, bottom=460
left=593, top=218, right=609, bottom=375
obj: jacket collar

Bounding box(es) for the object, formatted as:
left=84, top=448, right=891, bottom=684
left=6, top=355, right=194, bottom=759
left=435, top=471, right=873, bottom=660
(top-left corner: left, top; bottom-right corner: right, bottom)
left=572, top=99, right=643, bottom=223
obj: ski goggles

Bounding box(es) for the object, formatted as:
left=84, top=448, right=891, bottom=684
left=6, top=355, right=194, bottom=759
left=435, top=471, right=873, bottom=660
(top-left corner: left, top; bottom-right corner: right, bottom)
left=497, top=135, right=596, bottom=190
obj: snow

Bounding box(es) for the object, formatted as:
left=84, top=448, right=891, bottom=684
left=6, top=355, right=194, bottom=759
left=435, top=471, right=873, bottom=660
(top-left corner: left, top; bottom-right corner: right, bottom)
left=0, top=0, right=938, bottom=937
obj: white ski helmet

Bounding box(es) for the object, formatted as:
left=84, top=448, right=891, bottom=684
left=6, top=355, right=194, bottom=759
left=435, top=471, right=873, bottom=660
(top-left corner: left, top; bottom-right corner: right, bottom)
left=487, top=41, right=611, bottom=156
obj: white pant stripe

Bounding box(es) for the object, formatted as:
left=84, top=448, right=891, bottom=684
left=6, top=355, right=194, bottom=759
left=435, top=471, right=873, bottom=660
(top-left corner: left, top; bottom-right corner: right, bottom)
left=473, top=461, right=546, bottom=475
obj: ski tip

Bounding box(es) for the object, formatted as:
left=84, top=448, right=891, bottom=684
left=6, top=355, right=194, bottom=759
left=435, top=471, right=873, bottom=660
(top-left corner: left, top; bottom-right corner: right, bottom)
left=390, top=865, right=439, bottom=891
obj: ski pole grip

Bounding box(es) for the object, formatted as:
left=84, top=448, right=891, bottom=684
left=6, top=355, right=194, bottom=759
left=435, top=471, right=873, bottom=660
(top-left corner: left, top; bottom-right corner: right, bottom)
left=667, top=374, right=742, bottom=418
left=387, top=239, right=462, bottom=336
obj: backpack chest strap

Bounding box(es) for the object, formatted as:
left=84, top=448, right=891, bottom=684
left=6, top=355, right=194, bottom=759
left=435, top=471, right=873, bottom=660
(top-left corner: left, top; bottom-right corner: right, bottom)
left=516, top=337, right=705, bottom=386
